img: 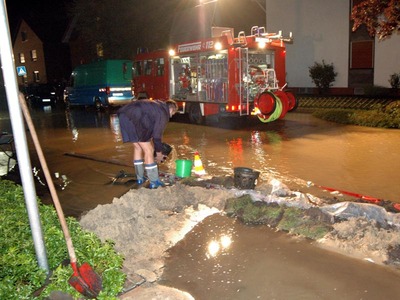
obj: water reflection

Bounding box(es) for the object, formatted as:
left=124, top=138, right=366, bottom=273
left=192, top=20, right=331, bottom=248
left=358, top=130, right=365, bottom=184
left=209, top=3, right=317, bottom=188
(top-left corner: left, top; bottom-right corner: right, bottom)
left=167, top=116, right=400, bottom=202
left=206, top=235, right=233, bottom=259
left=10, top=108, right=399, bottom=217
left=64, top=108, right=117, bottom=142
left=163, top=213, right=400, bottom=300
left=42, top=105, right=54, bottom=114
left=228, top=138, right=244, bottom=166
left=109, top=114, right=122, bottom=143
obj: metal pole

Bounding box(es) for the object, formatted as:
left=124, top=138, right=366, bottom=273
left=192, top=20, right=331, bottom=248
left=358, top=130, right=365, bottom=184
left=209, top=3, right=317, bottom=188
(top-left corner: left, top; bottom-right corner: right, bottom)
left=0, top=1, right=49, bottom=272
left=252, top=0, right=267, bottom=29
left=252, top=0, right=266, bottom=13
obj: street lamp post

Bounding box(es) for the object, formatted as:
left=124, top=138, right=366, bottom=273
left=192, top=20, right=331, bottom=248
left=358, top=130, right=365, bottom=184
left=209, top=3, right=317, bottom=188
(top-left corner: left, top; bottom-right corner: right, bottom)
left=252, top=0, right=267, bottom=29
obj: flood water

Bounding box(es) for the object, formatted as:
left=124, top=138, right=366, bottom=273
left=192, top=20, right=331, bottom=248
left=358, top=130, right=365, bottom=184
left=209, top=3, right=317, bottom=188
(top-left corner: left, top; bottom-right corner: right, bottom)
left=1, top=104, right=400, bottom=299
left=161, top=214, right=400, bottom=300
left=1, top=104, right=399, bottom=213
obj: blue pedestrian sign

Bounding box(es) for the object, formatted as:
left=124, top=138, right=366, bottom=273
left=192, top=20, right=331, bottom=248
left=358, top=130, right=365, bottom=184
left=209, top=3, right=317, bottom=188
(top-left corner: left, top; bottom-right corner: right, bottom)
left=17, top=66, right=27, bottom=76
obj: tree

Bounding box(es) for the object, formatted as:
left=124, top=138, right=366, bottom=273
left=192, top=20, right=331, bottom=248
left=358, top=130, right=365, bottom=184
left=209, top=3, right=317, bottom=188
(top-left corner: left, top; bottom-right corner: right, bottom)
left=351, top=0, right=400, bottom=40
left=66, top=0, right=266, bottom=61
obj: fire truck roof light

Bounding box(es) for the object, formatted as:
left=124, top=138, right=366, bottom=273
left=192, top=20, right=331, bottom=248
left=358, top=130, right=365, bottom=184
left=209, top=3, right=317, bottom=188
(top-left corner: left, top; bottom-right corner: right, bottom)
left=214, top=42, right=222, bottom=51
left=168, top=49, right=176, bottom=56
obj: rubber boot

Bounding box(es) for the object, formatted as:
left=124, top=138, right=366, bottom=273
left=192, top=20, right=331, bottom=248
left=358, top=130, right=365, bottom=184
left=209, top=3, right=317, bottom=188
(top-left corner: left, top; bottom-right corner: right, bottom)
left=134, top=159, right=145, bottom=184
left=145, top=163, right=164, bottom=189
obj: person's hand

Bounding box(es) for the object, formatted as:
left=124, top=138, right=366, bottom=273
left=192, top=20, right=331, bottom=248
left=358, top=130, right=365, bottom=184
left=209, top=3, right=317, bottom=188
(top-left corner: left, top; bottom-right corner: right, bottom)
left=155, top=152, right=167, bottom=163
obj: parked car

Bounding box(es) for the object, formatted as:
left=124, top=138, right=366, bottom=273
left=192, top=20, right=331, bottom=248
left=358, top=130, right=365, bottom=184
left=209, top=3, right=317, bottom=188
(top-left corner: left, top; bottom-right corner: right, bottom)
left=24, top=84, right=58, bottom=107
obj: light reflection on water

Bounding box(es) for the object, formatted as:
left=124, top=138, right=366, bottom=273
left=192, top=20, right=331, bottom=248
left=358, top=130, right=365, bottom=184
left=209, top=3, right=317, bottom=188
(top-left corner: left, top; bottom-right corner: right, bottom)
left=11, top=106, right=399, bottom=299
left=206, top=235, right=233, bottom=259
left=163, top=124, right=291, bottom=187
left=162, top=115, right=400, bottom=202
left=3, top=107, right=398, bottom=216
left=162, top=213, right=400, bottom=300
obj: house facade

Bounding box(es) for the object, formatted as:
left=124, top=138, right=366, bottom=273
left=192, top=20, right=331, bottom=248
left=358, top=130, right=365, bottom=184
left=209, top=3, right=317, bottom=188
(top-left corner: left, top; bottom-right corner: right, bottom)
left=12, top=19, right=47, bottom=86
left=265, top=0, right=400, bottom=94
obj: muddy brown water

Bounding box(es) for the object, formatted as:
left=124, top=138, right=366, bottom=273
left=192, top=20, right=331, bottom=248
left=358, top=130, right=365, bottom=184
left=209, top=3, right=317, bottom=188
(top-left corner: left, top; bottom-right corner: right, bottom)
left=161, top=214, right=400, bottom=300
left=1, top=105, right=398, bottom=215
left=1, top=105, right=400, bottom=299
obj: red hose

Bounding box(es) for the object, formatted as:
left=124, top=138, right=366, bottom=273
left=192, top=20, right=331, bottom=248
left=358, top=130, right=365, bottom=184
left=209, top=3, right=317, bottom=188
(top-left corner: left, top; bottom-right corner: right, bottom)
left=318, top=185, right=381, bottom=204
left=316, top=185, right=400, bottom=212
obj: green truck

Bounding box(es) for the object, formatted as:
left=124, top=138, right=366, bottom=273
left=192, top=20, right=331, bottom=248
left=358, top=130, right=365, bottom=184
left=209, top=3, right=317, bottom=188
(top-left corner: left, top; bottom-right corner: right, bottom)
left=64, top=60, right=134, bottom=109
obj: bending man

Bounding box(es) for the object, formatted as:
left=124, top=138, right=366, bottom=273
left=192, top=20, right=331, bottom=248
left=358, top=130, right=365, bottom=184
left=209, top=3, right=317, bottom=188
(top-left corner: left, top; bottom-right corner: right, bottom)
left=118, top=99, right=178, bottom=189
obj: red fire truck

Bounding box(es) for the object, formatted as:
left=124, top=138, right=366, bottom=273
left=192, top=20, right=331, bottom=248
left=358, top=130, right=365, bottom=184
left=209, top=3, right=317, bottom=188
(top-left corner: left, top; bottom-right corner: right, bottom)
left=132, top=26, right=297, bottom=124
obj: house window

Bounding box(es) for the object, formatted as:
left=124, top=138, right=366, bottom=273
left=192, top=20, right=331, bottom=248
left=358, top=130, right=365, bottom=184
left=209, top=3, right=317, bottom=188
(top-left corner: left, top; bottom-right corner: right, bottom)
left=33, top=71, right=40, bottom=82
left=30, top=50, right=37, bottom=62
left=21, top=31, right=27, bottom=42
left=19, top=53, right=25, bottom=63
left=350, top=40, right=374, bottom=69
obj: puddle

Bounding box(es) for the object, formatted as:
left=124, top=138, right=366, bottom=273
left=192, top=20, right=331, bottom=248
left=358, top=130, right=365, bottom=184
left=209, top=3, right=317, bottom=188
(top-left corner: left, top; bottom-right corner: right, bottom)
left=161, top=214, right=400, bottom=299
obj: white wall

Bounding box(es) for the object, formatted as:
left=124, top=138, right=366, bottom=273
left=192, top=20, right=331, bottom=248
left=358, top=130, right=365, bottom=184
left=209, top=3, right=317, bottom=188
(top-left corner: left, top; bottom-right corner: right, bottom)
left=266, top=0, right=349, bottom=88
left=374, top=34, right=400, bottom=88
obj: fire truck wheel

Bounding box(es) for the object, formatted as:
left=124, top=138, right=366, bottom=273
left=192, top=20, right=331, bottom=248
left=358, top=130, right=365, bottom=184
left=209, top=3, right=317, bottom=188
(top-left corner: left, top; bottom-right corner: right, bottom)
left=285, top=91, right=299, bottom=112
left=188, top=103, right=204, bottom=125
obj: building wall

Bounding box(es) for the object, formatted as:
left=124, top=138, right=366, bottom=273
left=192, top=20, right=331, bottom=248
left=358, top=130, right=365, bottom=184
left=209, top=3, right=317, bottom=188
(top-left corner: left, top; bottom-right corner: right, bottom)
left=12, top=19, right=47, bottom=86
left=266, top=0, right=350, bottom=89
left=374, top=34, right=400, bottom=88
left=266, top=0, right=400, bottom=90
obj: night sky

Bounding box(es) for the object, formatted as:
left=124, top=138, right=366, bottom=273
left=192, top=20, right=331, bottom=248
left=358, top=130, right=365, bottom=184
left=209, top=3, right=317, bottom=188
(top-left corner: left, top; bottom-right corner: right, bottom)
left=5, top=0, right=71, bottom=42
left=5, top=0, right=266, bottom=44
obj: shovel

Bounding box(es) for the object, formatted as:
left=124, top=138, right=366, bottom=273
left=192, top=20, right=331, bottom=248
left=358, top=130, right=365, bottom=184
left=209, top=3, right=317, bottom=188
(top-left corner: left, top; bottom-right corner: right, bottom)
left=18, top=93, right=102, bottom=298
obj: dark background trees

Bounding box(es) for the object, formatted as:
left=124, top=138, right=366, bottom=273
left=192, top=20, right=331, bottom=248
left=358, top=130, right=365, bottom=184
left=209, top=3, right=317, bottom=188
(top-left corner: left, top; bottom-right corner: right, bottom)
left=67, top=0, right=183, bottom=60
left=67, top=0, right=265, bottom=60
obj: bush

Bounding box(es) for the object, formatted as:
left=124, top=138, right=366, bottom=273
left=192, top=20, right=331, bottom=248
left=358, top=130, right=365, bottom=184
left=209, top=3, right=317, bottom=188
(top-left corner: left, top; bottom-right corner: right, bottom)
left=309, top=60, right=338, bottom=94
left=312, top=101, right=400, bottom=128
left=389, top=72, right=400, bottom=89
left=0, top=180, right=126, bottom=299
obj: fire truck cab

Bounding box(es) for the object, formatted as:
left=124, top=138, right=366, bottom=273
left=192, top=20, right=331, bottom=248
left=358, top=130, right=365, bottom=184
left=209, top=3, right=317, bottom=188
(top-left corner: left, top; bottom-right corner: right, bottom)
left=133, top=26, right=297, bottom=124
